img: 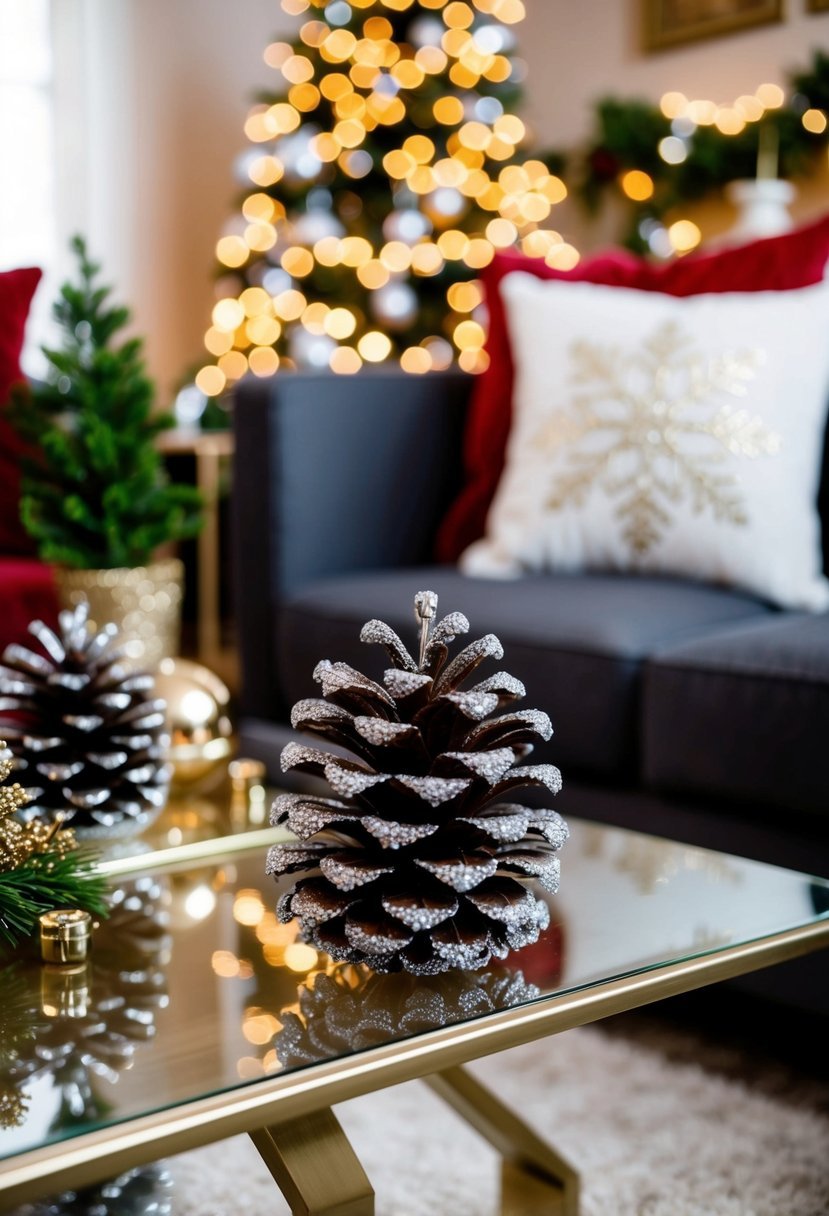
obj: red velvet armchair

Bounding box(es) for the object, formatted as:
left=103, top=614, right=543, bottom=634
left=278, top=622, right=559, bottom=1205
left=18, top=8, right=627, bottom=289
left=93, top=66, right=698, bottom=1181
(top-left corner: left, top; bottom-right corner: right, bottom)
left=0, top=267, right=58, bottom=650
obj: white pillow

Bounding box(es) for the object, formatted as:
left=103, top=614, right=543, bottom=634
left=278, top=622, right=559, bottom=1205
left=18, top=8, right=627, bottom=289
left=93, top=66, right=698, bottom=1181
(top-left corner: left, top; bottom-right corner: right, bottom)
left=461, top=274, right=829, bottom=611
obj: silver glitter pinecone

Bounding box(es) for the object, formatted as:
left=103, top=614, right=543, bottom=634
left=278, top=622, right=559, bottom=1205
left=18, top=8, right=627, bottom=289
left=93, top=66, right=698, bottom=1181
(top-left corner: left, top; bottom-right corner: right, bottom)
left=275, top=963, right=542, bottom=1068
left=0, top=602, right=170, bottom=834
left=268, top=590, right=568, bottom=975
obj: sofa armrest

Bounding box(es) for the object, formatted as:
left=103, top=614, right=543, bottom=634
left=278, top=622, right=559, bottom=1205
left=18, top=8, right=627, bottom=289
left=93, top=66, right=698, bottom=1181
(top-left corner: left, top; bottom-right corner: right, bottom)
left=231, top=369, right=471, bottom=716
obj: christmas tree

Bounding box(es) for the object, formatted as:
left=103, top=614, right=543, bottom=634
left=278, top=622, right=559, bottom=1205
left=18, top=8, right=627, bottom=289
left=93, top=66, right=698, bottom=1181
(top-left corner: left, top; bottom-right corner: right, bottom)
left=197, top=0, right=573, bottom=395
left=11, top=238, right=202, bottom=569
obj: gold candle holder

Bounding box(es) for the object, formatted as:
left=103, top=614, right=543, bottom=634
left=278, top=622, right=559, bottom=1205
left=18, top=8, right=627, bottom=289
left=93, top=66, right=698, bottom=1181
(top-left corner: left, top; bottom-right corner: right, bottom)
left=39, top=908, right=93, bottom=966
left=41, top=962, right=91, bottom=1018
left=229, top=758, right=267, bottom=828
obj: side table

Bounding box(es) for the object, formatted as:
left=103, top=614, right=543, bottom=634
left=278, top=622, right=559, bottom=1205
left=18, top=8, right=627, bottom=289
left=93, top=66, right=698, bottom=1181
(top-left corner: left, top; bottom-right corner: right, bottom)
left=2, top=813, right=828, bottom=1215
left=156, top=428, right=234, bottom=671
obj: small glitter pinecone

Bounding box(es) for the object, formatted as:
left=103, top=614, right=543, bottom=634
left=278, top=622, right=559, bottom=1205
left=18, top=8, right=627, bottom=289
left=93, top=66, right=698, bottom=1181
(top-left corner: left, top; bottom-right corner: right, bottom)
left=268, top=590, right=568, bottom=975
left=0, top=602, right=170, bottom=833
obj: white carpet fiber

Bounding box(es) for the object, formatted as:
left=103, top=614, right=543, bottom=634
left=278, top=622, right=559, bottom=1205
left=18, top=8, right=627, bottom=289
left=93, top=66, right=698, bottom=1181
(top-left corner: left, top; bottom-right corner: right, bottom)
left=171, top=1010, right=829, bottom=1216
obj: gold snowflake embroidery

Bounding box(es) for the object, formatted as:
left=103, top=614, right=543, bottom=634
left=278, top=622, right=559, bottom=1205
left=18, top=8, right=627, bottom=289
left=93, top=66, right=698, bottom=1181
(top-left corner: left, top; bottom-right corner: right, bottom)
left=536, top=321, right=781, bottom=556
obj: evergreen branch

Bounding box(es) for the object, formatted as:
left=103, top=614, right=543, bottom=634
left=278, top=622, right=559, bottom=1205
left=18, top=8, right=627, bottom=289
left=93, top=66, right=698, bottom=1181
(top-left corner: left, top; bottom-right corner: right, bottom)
left=573, top=50, right=829, bottom=251
left=7, top=235, right=203, bottom=566
left=0, top=853, right=108, bottom=949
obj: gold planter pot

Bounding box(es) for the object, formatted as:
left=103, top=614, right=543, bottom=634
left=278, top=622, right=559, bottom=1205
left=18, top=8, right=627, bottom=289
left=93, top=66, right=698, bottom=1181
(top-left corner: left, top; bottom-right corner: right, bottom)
left=53, top=558, right=184, bottom=670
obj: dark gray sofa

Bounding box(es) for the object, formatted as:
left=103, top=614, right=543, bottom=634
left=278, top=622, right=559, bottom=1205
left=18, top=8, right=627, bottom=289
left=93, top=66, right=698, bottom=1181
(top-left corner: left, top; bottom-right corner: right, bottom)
left=231, top=369, right=829, bottom=888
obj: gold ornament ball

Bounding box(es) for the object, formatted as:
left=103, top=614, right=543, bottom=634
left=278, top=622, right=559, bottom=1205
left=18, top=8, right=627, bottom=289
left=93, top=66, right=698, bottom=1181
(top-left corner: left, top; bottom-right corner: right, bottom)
left=155, top=659, right=233, bottom=788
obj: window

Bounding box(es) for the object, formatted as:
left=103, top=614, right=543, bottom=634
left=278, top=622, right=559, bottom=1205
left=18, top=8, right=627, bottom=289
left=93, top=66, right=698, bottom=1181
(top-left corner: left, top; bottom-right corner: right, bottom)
left=0, top=0, right=56, bottom=373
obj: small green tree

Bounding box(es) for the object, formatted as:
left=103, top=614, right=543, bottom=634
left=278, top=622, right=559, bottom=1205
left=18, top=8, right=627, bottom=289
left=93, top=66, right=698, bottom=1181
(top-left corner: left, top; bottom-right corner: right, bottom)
left=10, top=237, right=202, bottom=569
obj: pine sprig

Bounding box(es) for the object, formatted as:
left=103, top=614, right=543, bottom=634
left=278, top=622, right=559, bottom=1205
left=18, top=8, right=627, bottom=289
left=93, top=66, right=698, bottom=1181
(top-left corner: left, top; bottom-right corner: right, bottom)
left=0, top=852, right=108, bottom=949
left=9, top=235, right=203, bottom=569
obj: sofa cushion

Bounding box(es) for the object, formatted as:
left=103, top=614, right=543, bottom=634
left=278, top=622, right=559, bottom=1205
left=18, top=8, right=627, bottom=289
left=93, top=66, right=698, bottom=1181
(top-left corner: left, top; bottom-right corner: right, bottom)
left=277, top=569, right=772, bottom=780
left=436, top=214, right=829, bottom=565
left=643, top=613, right=829, bottom=816
left=461, top=275, right=829, bottom=612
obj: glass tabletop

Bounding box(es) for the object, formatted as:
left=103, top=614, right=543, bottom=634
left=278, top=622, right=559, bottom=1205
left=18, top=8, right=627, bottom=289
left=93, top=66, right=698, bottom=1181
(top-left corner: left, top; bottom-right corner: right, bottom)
left=1, top=817, right=827, bottom=1167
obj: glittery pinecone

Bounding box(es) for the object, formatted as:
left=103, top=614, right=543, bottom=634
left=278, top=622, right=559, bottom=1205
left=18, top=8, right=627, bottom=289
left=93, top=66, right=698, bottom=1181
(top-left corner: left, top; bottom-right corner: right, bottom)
left=0, top=602, right=170, bottom=834
left=268, top=590, right=568, bottom=975
left=275, top=964, right=541, bottom=1069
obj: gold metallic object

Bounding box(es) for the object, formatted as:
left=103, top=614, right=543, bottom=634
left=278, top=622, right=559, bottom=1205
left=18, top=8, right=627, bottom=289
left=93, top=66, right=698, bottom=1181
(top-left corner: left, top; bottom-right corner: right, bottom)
left=155, top=658, right=233, bottom=788
left=252, top=1078, right=576, bottom=1216
left=229, top=758, right=268, bottom=828
left=2, top=915, right=827, bottom=1209
left=96, top=825, right=290, bottom=879
left=53, top=558, right=184, bottom=671
left=39, top=909, right=93, bottom=966
left=251, top=1108, right=374, bottom=1216
left=428, top=1066, right=579, bottom=1216
left=1, top=746, right=75, bottom=872
left=643, top=0, right=782, bottom=52
left=0, top=746, right=36, bottom=871
left=156, top=429, right=234, bottom=671
left=40, top=962, right=91, bottom=1018
left=147, top=793, right=227, bottom=852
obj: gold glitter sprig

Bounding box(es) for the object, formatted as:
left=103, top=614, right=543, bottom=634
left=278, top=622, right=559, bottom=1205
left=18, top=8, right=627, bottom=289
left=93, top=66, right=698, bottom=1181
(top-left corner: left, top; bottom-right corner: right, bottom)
left=0, top=748, right=75, bottom=873
left=0, top=741, right=105, bottom=949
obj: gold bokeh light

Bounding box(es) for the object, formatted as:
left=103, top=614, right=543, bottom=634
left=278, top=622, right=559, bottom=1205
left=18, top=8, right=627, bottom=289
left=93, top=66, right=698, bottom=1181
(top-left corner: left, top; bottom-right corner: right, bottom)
left=201, top=0, right=578, bottom=381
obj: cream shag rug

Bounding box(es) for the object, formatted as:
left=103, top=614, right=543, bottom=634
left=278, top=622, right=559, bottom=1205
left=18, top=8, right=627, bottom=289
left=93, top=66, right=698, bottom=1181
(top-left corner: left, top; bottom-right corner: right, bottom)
left=171, top=1009, right=829, bottom=1216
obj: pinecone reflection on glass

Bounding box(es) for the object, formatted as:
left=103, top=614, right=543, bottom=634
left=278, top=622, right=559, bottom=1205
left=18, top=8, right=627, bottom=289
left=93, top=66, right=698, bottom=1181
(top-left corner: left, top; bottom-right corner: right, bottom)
left=0, top=876, right=171, bottom=1131
left=268, top=590, right=568, bottom=974
left=275, top=963, right=541, bottom=1070
left=0, top=602, right=170, bottom=836
left=12, top=1161, right=174, bottom=1216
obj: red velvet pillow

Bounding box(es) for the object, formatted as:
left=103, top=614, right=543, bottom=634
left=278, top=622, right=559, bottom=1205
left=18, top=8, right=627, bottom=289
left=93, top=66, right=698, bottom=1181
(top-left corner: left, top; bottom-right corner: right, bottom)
left=0, top=266, right=42, bottom=555
left=436, top=213, right=829, bottom=562
left=0, top=558, right=57, bottom=650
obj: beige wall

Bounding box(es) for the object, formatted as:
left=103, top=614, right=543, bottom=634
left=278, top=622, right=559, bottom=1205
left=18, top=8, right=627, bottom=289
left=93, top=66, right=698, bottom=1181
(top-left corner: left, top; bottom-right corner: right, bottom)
left=523, top=0, right=829, bottom=147
left=53, top=0, right=296, bottom=399
left=520, top=0, right=829, bottom=250
left=56, top=0, right=829, bottom=399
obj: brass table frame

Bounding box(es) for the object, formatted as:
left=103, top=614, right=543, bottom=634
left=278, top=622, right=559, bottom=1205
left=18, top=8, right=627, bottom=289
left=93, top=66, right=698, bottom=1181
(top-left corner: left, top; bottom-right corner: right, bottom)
left=252, top=1064, right=580, bottom=1215
left=2, top=831, right=827, bottom=1214
left=156, top=428, right=234, bottom=673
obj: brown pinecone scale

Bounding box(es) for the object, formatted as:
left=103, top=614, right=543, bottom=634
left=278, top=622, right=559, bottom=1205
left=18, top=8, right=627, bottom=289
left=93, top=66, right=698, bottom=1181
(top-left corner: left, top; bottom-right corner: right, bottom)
left=0, top=602, right=170, bottom=834
left=268, top=590, right=568, bottom=975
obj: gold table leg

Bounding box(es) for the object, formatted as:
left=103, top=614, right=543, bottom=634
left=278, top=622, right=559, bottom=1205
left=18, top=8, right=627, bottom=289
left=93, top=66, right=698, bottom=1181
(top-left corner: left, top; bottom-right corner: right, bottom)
left=250, top=1066, right=577, bottom=1216
left=250, top=1108, right=375, bottom=1216
left=427, top=1065, right=580, bottom=1216
left=195, top=446, right=222, bottom=667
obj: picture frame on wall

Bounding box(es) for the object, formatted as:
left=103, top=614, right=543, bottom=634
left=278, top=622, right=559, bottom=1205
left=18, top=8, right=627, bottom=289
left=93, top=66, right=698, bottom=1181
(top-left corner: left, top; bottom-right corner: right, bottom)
left=643, top=0, right=784, bottom=52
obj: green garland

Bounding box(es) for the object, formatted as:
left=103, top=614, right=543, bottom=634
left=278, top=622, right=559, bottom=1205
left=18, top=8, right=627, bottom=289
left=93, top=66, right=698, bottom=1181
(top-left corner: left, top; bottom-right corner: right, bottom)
left=0, top=853, right=108, bottom=950
left=558, top=50, right=829, bottom=252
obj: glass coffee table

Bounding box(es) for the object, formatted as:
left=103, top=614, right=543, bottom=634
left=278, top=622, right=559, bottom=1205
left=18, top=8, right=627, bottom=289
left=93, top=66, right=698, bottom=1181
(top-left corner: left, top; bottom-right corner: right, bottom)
left=1, top=801, right=827, bottom=1216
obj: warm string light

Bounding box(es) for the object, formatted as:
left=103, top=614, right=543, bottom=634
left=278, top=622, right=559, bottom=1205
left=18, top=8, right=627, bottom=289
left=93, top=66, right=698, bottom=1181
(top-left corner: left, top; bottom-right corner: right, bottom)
left=199, top=0, right=571, bottom=387
left=802, top=108, right=827, bottom=135
left=619, top=79, right=820, bottom=259
left=659, top=82, right=784, bottom=136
